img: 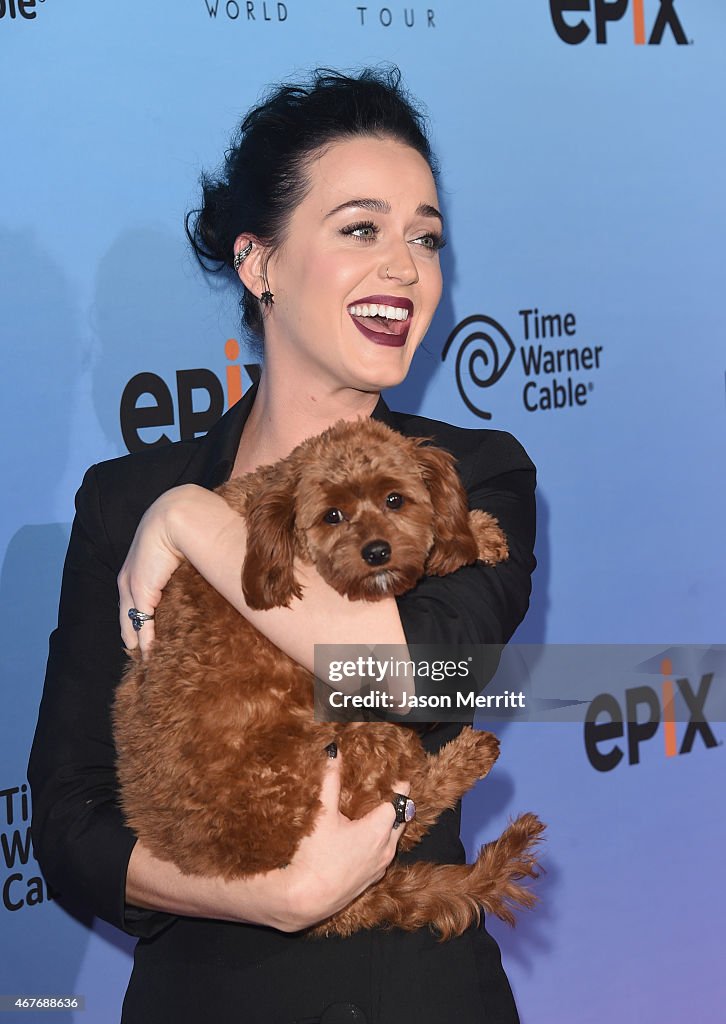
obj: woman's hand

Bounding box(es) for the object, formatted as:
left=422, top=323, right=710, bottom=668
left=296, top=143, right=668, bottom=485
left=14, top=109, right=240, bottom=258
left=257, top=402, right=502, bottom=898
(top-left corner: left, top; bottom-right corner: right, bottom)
left=118, top=484, right=204, bottom=654
left=277, top=751, right=410, bottom=932
left=126, top=749, right=410, bottom=932
left=119, top=484, right=249, bottom=656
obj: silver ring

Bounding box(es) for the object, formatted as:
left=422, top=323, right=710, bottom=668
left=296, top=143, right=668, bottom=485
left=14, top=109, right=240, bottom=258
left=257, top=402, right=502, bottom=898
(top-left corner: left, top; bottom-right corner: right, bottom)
left=391, top=792, right=415, bottom=829
left=128, top=607, right=155, bottom=632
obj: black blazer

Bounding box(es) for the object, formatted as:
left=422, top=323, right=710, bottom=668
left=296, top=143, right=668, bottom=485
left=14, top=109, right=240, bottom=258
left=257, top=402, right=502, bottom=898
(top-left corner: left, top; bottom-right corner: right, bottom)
left=28, top=384, right=536, bottom=1024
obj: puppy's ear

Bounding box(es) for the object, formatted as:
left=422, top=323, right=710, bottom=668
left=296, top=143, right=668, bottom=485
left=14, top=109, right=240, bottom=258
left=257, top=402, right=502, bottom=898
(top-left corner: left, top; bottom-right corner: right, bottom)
left=242, top=461, right=303, bottom=610
left=415, top=442, right=480, bottom=576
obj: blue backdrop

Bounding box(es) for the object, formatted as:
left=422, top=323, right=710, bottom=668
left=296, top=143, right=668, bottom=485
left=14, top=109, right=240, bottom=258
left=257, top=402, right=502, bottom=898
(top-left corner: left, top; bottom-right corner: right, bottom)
left=1, top=2, right=724, bottom=1021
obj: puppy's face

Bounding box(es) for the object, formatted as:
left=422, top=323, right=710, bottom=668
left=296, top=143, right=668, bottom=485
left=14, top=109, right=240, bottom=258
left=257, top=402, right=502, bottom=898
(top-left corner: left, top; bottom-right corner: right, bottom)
left=294, top=441, right=436, bottom=601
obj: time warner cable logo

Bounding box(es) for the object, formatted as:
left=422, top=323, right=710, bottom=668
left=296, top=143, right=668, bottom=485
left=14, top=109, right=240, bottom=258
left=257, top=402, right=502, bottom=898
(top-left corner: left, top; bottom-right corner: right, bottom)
left=441, top=308, right=603, bottom=420
left=550, top=0, right=689, bottom=45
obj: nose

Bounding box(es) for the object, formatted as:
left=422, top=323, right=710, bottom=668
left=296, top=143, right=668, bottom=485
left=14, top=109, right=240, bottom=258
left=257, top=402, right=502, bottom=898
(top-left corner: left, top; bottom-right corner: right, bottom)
left=361, top=540, right=391, bottom=566
left=379, top=241, right=419, bottom=286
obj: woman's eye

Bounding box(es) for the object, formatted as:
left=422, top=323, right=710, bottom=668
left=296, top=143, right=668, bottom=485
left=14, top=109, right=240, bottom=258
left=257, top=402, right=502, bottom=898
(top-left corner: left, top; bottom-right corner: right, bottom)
left=340, top=221, right=379, bottom=242
left=386, top=493, right=405, bottom=510
left=323, top=508, right=345, bottom=524
left=413, top=233, right=447, bottom=252
left=340, top=221, right=446, bottom=252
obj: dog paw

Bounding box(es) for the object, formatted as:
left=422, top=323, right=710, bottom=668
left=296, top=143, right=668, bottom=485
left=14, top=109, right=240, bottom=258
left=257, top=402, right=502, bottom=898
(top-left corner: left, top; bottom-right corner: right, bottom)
left=468, top=510, right=509, bottom=565
left=472, top=730, right=500, bottom=778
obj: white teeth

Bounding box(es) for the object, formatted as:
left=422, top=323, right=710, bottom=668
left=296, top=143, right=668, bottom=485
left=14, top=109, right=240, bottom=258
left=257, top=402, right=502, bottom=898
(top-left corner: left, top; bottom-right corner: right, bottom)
left=348, top=304, right=410, bottom=321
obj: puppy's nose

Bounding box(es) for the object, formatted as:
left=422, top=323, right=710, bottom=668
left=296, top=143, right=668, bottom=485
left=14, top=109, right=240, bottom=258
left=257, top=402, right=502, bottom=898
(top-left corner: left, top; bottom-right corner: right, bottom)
left=361, top=540, right=391, bottom=566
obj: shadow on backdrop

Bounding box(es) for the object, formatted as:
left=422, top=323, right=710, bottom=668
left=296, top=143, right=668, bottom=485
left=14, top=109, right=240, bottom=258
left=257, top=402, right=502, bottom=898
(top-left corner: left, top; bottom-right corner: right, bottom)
left=460, top=494, right=552, bottom=976
left=90, top=225, right=234, bottom=450
left=0, top=227, right=95, bottom=1017
left=0, top=229, right=142, bottom=1021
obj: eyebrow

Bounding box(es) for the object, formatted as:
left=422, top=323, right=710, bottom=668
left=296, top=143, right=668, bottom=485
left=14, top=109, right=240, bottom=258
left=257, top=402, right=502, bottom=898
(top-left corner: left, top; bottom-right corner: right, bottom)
left=324, top=198, right=444, bottom=227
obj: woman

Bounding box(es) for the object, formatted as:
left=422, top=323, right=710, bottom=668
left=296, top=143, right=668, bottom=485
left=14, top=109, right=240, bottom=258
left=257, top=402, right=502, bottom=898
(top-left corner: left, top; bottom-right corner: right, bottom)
left=28, top=68, right=537, bottom=1023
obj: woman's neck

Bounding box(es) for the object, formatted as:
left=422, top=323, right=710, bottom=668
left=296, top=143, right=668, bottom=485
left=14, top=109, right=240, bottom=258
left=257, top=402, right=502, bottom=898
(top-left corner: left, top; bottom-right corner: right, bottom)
left=231, top=369, right=380, bottom=477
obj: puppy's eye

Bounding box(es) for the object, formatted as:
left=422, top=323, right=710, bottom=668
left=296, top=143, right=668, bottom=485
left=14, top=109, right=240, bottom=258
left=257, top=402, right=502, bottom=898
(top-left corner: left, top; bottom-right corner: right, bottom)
left=323, top=508, right=345, bottom=525
left=386, top=493, right=405, bottom=510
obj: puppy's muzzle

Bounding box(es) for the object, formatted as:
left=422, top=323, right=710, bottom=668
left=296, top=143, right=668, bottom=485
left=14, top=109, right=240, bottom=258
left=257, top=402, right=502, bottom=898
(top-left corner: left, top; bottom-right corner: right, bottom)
left=361, top=540, right=391, bottom=566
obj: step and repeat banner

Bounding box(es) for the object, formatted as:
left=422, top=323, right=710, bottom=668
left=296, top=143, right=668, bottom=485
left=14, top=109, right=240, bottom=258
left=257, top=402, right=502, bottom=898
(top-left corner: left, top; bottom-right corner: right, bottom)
left=1, top=2, right=724, bottom=1022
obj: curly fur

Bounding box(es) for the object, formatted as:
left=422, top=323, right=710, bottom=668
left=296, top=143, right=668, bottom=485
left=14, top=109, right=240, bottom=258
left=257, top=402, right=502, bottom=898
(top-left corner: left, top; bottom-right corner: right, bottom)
left=113, top=418, right=545, bottom=938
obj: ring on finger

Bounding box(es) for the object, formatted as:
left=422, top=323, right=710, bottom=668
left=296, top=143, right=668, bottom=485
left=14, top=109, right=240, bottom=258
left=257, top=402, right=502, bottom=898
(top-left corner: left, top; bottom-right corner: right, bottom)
left=391, top=792, right=416, bottom=829
left=128, top=608, right=155, bottom=632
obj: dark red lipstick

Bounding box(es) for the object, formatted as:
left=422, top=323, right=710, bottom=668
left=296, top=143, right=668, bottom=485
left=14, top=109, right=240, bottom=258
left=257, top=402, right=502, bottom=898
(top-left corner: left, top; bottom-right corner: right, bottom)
left=347, top=295, right=414, bottom=348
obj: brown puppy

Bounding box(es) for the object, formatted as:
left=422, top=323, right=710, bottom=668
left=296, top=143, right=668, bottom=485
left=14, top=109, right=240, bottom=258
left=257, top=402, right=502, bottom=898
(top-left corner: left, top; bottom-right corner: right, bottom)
left=113, top=419, right=544, bottom=939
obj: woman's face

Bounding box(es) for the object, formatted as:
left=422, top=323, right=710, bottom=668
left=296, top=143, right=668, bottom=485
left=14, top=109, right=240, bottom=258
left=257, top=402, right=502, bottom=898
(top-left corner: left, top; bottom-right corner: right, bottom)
left=260, top=135, right=444, bottom=394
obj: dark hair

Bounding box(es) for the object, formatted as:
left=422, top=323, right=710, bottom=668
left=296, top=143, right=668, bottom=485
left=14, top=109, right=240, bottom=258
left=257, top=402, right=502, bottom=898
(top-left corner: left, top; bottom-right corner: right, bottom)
left=185, top=65, right=439, bottom=342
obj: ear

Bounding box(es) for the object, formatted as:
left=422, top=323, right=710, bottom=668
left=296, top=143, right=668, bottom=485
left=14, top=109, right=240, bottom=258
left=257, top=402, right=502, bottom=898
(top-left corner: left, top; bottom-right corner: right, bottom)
left=415, top=442, right=481, bottom=576
left=241, top=461, right=303, bottom=610
left=232, top=232, right=270, bottom=300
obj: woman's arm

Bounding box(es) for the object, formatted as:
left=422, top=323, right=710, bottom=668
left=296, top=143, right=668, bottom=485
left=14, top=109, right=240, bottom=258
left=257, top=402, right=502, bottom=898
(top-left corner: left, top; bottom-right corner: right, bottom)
left=28, top=467, right=408, bottom=937
left=119, top=441, right=536, bottom=702
left=391, top=459, right=536, bottom=720
left=118, top=484, right=408, bottom=662
left=126, top=755, right=406, bottom=931
left=396, top=464, right=537, bottom=647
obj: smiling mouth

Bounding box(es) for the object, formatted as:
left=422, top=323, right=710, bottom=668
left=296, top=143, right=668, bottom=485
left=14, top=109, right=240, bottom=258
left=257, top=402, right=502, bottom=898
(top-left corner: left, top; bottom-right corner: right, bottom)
left=347, top=297, right=413, bottom=348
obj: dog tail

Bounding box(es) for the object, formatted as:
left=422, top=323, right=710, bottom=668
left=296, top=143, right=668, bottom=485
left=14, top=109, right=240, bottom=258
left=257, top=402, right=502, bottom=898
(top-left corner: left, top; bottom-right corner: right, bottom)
left=309, top=812, right=546, bottom=941
left=458, top=811, right=546, bottom=927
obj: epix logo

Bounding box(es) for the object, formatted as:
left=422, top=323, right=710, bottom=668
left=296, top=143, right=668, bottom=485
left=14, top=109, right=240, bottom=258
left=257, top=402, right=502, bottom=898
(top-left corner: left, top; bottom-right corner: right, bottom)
left=120, top=340, right=260, bottom=454
left=550, top=0, right=688, bottom=45
left=584, top=658, right=718, bottom=771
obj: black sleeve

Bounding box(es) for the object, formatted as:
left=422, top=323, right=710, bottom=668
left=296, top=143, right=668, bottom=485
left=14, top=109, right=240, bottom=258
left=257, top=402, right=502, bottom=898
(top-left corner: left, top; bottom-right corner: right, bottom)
left=394, top=434, right=536, bottom=699
left=27, top=466, right=175, bottom=939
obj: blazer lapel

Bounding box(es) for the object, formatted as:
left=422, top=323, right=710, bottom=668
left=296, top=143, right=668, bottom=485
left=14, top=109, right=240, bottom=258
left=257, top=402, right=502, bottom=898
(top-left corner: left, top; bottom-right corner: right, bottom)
left=175, top=384, right=258, bottom=491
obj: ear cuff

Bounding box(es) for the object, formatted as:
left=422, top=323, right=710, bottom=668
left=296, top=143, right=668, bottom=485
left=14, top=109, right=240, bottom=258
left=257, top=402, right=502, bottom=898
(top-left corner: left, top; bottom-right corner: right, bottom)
left=233, top=241, right=253, bottom=271
left=234, top=242, right=274, bottom=305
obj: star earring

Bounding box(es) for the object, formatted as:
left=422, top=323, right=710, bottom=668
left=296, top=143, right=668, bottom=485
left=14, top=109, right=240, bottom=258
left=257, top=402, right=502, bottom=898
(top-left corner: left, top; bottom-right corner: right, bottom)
left=260, top=270, right=274, bottom=306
